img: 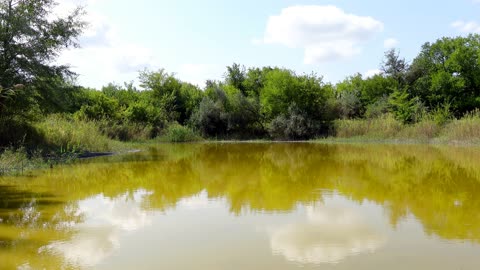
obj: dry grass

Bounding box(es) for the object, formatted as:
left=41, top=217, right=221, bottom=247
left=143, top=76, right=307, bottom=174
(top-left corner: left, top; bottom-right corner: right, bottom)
left=398, top=119, right=441, bottom=140
left=334, top=114, right=403, bottom=139
left=333, top=111, right=480, bottom=144
left=440, top=110, right=480, bottom=143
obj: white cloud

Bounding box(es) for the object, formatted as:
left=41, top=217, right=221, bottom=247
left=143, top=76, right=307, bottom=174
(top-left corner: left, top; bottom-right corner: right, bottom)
left=79, top=13, right=116, bottom=47
left=363, top=69, right=382, bottom=78
left=58, top=44, right=155, bottom=88
left=383, top=38, right=398, bottom=49
left=54, top=0, right=157, bottom=88
left=258, top=5, right=383, bottom=64
left=54, top=0, right=101, bottom=18
left=54, top=1, right=115, bottom=48
left=270, top=205, right=386, bottom=265
left=175, top=64, right=222, bottom=88
left=451, top=20, right=480, bottom=33
left=251, top=38, right=264, bottom=45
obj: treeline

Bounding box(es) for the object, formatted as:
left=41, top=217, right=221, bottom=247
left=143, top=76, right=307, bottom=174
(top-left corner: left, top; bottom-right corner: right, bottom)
left=3, top=35, right=480, bottom=147
left=15, top=34, right=480, bottom=142
left=66, top=66, right=335, bottom=141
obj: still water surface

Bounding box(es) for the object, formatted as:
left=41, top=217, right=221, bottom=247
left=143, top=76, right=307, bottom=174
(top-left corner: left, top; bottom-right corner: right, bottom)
left=1, top=143, right=480, bottom=269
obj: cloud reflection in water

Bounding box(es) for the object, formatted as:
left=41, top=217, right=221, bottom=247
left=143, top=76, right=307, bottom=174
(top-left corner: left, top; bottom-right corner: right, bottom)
left=271, top=205, right=386, bottom=265
left=41, top=189, right=153, bottom=268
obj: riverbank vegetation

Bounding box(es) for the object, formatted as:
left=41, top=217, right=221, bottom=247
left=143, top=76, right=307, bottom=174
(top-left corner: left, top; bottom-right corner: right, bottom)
left=333, top=109, right=480, bottom=144
left=1, top=0, right=480, bottom=173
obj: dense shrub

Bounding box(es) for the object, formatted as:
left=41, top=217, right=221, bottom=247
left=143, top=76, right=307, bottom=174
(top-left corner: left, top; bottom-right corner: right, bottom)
left=269, top=104, right=319, bottom=140
left=0, top=116, right=44, bottom=148
left=225, top=92, right=263, bottom=136
left=365, top=96, right=390, bottom=119
left=189, top=98, right=228, bottom=137
left=163, top=123, right=201, bottom=142
left=73, top=91, right=120, bottom=121
left=98, top=121, right=158, bottom=141
left=336, top=90, right=363, bottom=119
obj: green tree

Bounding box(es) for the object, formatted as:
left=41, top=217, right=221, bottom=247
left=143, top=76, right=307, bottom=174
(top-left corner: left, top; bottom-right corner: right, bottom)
left=243, top=67, right=272, bottom=97
left=335, top=74, right=364, bottom=118
left=102, top=82, right=140, bottom=108
left=224, top=86, right=263, bottom=136
left=177, top=82, right=204, bottom=124
left=0, top=0, right=85, bottom=114
left=225, top=63, right=246, bottom=95
left=73, top=90, right=120, bottom=121
left=190, top=97, right=228, bottom=137
left=139, top=69, right=183, bottom=122
left=382, top=49, right=408, bottom=85
left=360, top=74, right=398, bottom=106
left=388, top=89, right=424, bottom=123
left=261, top=69, right=332, bottom=120
left=408, top=34, right=480, bottom=115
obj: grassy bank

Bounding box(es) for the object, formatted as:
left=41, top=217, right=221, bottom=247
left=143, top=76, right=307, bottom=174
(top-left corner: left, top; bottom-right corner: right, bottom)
left=2, top=111, right=480, bottom=175
left=330, top=111, right=480, bottom=145
left=34, top=115, right=124, bottom=153
left=0, top=115, right=202, bottom=175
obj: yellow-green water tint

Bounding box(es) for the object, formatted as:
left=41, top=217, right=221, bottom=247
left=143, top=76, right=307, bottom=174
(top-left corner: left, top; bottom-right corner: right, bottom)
left=1, top=143, right=480, bottom=269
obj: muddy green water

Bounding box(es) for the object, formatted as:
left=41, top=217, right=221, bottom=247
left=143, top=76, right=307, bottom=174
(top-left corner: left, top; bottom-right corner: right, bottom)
left=1, top=143, right=480, bottom=269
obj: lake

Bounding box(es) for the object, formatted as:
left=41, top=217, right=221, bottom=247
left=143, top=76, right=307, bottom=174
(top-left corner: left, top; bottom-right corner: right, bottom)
left=1, top=143, right=480, bottom=269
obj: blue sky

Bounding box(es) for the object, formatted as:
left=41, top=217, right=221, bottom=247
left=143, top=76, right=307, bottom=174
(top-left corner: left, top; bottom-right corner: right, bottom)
left=56, top=0, right=480, bottom=88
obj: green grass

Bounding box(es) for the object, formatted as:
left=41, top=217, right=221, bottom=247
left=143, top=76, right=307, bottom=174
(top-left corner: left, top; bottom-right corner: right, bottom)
left=0, top=115, right=127, bottom=175
left=0, top=116, right=205, bottom=175
left=0, top=115, right=129, bottom=175
left=34, top=114, right=123, bottom=153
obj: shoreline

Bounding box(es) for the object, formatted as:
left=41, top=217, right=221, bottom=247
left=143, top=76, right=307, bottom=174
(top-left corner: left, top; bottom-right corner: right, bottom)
left=78, top=149, right=143, bottom=159
left=199, top=138, right=480, bottom=147
left=0, top=149, right=142, bottom=176
left=2, top=139, right=479, bottom=176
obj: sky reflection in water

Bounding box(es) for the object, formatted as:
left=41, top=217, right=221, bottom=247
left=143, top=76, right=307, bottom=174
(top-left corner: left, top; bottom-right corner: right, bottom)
left=1, top=143, right=480, bottom=269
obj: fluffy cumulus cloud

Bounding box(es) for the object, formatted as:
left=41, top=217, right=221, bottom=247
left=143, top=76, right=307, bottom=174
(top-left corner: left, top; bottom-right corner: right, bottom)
left=259, top=5, right=383, bottom=64
left=451, top=20, right=480, bottom=33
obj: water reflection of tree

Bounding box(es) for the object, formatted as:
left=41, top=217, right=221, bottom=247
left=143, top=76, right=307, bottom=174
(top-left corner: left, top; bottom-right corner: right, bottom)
left=0, top=185, right=80, bottom=269
left=2, top=143, right=480, bottom=248
left=330, top=145, right=480, bottom=242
